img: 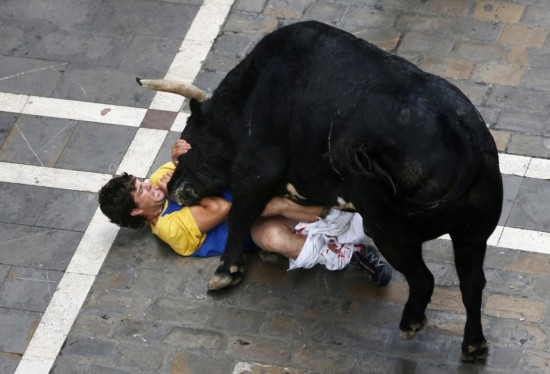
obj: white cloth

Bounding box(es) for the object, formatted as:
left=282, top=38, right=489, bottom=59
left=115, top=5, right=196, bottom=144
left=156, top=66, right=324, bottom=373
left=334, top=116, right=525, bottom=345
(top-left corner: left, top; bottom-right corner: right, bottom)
left=289, top=208, right=367, bottom=271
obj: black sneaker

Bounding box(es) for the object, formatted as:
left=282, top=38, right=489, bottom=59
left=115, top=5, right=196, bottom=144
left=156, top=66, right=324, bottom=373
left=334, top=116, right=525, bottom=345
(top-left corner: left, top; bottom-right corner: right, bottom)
left=350, top=245, right=392, bottom=287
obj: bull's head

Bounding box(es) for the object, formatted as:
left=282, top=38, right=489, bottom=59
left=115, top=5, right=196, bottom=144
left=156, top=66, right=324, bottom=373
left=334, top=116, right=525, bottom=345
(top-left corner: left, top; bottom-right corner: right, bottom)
left=137, top=78, right=232, bottom=206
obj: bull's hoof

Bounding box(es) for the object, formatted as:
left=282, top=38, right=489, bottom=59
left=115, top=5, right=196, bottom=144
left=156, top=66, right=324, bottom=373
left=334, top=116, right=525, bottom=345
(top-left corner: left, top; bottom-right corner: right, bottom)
left=461, top=341, right=489, bottom=362
left=207, top=265, right=244, bottom=291
left=399, top=317, right=427, bottom=340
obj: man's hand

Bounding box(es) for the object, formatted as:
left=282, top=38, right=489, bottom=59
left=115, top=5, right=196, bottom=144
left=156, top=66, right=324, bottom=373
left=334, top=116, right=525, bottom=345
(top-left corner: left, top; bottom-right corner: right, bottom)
left=172, top=139, right=192, bottom=165
left=156, top=172, right=173, bottom=196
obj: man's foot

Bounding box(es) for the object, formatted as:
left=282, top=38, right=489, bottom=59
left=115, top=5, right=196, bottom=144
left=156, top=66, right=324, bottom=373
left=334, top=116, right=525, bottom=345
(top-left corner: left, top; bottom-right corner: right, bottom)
left=350, top=245, right=392, bottom=287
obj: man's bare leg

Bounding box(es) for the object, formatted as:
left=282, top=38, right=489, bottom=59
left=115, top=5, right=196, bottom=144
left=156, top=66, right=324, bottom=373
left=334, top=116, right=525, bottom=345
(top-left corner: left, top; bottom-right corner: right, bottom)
left=251, top=216, right=305, bottom=259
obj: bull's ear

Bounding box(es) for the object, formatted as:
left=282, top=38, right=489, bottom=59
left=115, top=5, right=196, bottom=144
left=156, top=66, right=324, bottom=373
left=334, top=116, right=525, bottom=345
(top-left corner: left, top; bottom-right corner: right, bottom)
left=189, top=98, right=203, bottom=116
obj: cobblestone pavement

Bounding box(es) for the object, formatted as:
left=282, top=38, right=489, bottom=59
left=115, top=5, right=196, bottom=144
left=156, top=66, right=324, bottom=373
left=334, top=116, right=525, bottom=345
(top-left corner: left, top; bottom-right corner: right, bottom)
left=1, top=0, right=550, bottom=373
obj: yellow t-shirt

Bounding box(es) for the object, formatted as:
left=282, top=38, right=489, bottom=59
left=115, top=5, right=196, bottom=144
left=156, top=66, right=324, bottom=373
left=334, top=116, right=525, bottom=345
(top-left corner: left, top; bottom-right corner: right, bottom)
left=149, top=162, right=206, bottom=256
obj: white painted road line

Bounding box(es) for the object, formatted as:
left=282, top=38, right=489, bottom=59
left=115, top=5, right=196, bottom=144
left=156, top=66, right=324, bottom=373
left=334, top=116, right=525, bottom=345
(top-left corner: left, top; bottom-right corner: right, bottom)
left=116, top=128, right=169, bottom=178
left=0, top=162, right=112, bottom=192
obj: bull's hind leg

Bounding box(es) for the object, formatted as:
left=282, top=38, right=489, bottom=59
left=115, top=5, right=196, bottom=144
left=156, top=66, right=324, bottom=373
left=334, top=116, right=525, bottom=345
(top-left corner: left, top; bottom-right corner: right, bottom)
left=451, top=237, right=488, bottom=362
left=380, top=241, right=434, bottom=339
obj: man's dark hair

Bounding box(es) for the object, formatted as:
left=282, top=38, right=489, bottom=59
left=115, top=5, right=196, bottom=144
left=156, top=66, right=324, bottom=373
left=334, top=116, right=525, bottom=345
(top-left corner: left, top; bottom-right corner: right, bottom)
left=98, top=173, right=147, bottom=229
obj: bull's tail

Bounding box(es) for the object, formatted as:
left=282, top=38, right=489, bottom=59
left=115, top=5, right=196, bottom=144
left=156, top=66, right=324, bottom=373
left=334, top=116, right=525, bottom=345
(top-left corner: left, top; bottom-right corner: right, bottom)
left=136, top=77, right=210, bottom=102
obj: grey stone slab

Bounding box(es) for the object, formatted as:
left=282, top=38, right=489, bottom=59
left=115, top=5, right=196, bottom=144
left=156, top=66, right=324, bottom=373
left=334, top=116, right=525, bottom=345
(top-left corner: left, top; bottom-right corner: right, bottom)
left=0, top=0, right=102, bottom=29
left=500, top=175, right=523, bottom=227
left=0, top=55, right=66, bottom=96
left=0, top=183, right=50, bottom=226
left=0, top=112, right=18, bottom=148
left=0, top=18, right=33, bottom=57
left=234, top=0, right=268, bottom=13
left=56, top=122, right=136, bottom=174
left=212, top=32, right=257, bottom=57
left=523, top=67, right=550, bottom=91
left=496, top=111, right=550, bottom=137
left=0, top=223, right=82, bottom=270
left=0, top=265, right=9, bottom=285
left=193, top=70, right=226, bottom=94
left=0, top=266, right=63, bottom=312
left=0, top=115, right=77, bottom=167
left=0, top=352, right=19, bottom=374
left=485, top=86, right=550, bottom=114
left=303, top=2, right=347, bottom=24
left=0, top=307, right=41, bottom=354
left=25, top=25, right=132, bottom=68
left=58, top=336, right=117, bottom=365
left=35, top=190, right=98, bottom=231
left=507, top=178, right=550, bottom=232
left=119, top=35, right=183, bottom=76
left=527, top=49, right=550, bottom=68
left=88, top=0, right=199, bottom=39
left=52, top=64, right=155, bottom=107
left=397, top=32, right=454, bottom=57
left=508, top=134, right=550, bottom=158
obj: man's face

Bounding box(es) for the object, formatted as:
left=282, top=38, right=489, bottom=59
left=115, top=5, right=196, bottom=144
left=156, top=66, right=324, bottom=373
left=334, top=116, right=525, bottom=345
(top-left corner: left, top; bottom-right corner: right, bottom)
left=131, top=178, right=166, bottom=212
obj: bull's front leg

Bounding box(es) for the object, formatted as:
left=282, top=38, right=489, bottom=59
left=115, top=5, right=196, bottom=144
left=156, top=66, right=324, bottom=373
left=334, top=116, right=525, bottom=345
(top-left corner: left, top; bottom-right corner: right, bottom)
left=207, top=146, right=286, bottom=291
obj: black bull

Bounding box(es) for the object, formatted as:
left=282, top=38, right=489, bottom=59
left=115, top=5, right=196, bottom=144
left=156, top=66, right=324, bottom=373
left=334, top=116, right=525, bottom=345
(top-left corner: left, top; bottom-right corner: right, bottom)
left=138, top=21, right=503, bottom=361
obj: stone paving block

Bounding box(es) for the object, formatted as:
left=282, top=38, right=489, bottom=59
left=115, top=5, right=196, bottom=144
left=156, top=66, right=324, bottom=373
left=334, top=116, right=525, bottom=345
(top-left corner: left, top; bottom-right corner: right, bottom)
left=0, top=307, right=41, bottom=354
left=507, top=178, right=550, bottom=232
left=234, top=0, right=268, bottom=13
left=0, top=114, right=77, bottom=167
left=58, top=335, right=117, bottom=366
left=353, top=29, right=401, bottom=51
left=289, top=344, right=359, bottom=373
left=0, top=223, right=83, bottom=270
left=52, top=357, right=130, bottom=374
left=148, top=297, right=212, bottom=325
left=88, top=0, right=198, bottom=39
left=452, top=41, right=508, bottom=64
left=25, top=25, right=131, bottom=68
left=162, top=326, right=223, bottom=352
left=86, top=289, right=154, bottom=316
left=0, top=18, right=34, bottom=57
left=0, top=353, right=19, bottom=374
left=418, top=0, right=472, bottom=16
left=203, top=51, right=243, bottom=74
left=357, top=354, right=419, bottom=374
left=484, top=268, right=536, bottom=298
left=233, top=361, right=305, bottom=374
left=115, top=342, right=166, bottom=372
left=0, top=55, right=66, bottom=97
left=487, top=317, right=548, bottom=350
left=419, top=56, right=473, bottom=80
left=502, top=252, right=550, bottom=276
left=343, top=7, right=397, bottom=31
left=227, top=335, right=291, bottom=364
left=490, top=129, right=510, bottom=151
left=473, top=1, right=525, bottom=23
left=56, top=122, right=136, bottom=174
left=35, top=190, right=97, bottom=231
left=389, top=330, right=456, bottom=361
left=213, top=32, right=257, bottom=57
left=442, top=17, right=503, bottom=43
left=451, top=80, right=490, bottom=106
left=193, top=70, right=228, bottom=94
left=209, top=306, right=267, bottom=334
left=139, top=109, right=178, bottom=131
left=527, top=48, right=550, bottom=68
left=111, top=316, right=171, bottom=347
left=471, top=63, right=524, bottom=86
left=0, top=264, right=9, bottom=283
left=0, top=266, right=63, bottom=312
left=395, top=14, right=445, bottom=35
left=0, top=0, right=102, bottom=29
left=522, top=5, right=550, bottom=27
left=0, top=183, right=50, bottom=226
left=523, top=66, right=550, bottom=91
left=0, top=112, right=18, bottom=147
left=224, top=12, right=279, bottom=35
left=169, top=351, right=235, bottom=374
left=508, top=134, right=550, bottom=158
left=499, top=24, right=548, bottom=47
left=485, top=294, right=545, bottom=322
left=264, top=0, right=310, bottom=19
left=119, top=35, right=183, bottom=76
left=497, top=110, right=550, bottom=137
left=71, top=311, right=120, bottom=340
left=52, top=64, right=155, bottom=107
left=523, top=349, right=550, bottom=374
left=303, top=2, right=346, bottom=24
left=485, top=86, right=550, bottom=114
left=397, top=32, right=454, bottom=56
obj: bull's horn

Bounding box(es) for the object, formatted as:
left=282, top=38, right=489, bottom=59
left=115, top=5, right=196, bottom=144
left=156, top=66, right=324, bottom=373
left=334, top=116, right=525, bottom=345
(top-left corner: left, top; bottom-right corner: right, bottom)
left=136, top=78, right=209, bottom=102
